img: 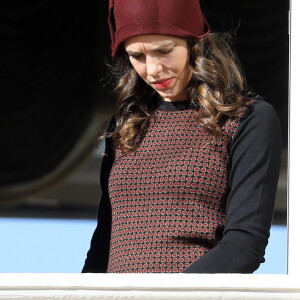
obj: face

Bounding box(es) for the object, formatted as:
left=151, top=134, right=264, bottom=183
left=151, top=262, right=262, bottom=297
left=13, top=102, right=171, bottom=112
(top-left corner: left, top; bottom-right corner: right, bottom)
left=124, top=35, right=192, bottom=102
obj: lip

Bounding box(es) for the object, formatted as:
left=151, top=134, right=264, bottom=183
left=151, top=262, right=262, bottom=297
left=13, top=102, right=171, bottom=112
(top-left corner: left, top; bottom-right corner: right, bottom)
left=151, top=77, right=174, bottom=89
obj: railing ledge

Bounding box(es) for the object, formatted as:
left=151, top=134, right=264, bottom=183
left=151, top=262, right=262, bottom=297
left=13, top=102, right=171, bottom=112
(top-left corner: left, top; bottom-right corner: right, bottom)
left=0, top=273, right=299, bottom=300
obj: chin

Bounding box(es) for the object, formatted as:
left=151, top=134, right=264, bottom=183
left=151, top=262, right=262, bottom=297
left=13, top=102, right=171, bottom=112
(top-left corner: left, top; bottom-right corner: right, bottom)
left=157, top=91, right=179, bottom=101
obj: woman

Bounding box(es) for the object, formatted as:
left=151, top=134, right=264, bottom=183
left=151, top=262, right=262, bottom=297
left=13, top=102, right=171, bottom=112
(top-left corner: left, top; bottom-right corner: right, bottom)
left=82, top=0, right=281, bottom=273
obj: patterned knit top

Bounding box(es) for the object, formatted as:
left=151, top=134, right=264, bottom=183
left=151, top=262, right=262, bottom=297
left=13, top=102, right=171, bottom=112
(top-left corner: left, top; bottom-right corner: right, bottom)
left=82, top=98, right=282, bottom=274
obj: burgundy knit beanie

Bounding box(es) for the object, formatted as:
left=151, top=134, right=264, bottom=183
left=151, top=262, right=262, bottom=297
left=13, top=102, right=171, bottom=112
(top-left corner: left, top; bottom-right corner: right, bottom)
left=108, top=0, right=210, bottom=57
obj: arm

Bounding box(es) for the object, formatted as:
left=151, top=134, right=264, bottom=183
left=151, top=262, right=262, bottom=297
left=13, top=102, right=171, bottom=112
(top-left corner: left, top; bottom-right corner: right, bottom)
left=183, top=100, right=282, bottom=273
left=82, top=120, right=115, bottom=273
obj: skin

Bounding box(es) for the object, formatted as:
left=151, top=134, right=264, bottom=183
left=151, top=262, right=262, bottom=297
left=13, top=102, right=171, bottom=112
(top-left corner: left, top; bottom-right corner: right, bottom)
left=124, top=35, right=192, bottom=102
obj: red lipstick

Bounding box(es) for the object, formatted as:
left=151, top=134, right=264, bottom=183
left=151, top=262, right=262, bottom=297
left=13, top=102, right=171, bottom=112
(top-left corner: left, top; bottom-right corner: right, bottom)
left=151, top=78, right=173, bottom=89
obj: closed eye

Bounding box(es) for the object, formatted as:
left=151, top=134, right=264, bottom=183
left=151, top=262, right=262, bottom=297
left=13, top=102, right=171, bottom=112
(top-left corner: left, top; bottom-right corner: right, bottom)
left=126, top=51, right=145, bottom=61
left=157, top=48, right=173, bottom=55
left=130, top=53, right=143, bottom=60
left=127, top=47, right=173, bottom=60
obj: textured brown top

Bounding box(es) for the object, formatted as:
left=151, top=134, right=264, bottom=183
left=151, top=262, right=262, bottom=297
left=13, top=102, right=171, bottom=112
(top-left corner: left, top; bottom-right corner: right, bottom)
left=107, top=108, right=240, bottom=272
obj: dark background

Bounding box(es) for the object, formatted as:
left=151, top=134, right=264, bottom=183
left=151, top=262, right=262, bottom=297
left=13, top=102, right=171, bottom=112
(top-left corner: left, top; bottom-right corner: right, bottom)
left=0, top=0, right=289, bottom=223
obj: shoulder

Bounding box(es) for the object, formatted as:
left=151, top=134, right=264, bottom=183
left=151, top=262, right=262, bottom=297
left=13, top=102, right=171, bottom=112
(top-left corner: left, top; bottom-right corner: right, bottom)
left=231, top=96, right=282, bottom=148
left=242, top=96, right=279, bottom=124
left=222, top=96, right=279, bottom=139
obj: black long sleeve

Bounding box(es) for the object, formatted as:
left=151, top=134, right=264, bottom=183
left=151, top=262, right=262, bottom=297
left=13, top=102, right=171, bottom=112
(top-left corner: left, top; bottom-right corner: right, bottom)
left=82, top=121, right=115, bottom=273
left=183, top=100, right=282, bottom=273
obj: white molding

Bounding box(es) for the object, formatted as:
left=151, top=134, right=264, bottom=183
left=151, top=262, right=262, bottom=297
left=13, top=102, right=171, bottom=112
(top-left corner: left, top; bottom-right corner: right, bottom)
left=288, top=0, right=300, bottom=275
left=0, top=274, right=300, bottom=300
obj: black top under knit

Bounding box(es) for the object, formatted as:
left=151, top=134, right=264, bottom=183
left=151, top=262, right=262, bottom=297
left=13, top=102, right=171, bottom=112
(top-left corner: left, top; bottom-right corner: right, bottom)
left=82, top=98, right=282, bottom=273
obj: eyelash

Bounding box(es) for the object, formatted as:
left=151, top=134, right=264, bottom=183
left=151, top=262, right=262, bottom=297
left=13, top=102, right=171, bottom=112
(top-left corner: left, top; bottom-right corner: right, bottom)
left=158, top=48, right=172, bottom=55
left=130, top=54, right=143, bottom=60
left=130, top=48, right=173, bottom=60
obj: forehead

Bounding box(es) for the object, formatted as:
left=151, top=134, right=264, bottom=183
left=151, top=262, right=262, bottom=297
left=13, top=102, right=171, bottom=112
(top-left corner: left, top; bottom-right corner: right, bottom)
left=124, top=35, right=186, bottom=51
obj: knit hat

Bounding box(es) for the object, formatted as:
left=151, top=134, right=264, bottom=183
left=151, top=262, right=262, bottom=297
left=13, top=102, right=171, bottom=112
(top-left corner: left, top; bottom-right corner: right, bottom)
left=108, top=0, right=210, bottom=57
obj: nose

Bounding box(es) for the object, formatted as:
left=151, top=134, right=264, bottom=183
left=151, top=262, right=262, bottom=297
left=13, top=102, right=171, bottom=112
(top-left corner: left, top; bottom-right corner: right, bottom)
left=146, top=56, right=163, bottom=77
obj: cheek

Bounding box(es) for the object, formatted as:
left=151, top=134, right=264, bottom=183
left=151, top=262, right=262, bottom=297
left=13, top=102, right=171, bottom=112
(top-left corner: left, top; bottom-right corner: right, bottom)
left=171, top=53, right=190, bottom=76
left=181, top=53, right=192, bottom=80
left=130, top=61, right=146, bottom=79
left=176, top=61, right=192, bottom=84
left=183, top=64, right=192, bottom=81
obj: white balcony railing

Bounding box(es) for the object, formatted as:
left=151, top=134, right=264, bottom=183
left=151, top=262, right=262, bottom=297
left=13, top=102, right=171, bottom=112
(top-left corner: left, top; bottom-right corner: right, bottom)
left=0, top=273, right=300, bottom=300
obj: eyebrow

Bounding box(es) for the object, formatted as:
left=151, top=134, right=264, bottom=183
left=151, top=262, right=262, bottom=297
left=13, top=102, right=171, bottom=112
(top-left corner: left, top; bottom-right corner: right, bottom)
left=151, top=42, right=174, bottom=51
left=126, top=50, right=141, bottom=56
left=126, top=42, right=175, bottom=55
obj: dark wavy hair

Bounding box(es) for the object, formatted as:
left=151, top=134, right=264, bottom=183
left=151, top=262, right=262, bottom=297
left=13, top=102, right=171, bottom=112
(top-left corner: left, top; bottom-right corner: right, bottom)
left=103, top=33, right=248, bottom=154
